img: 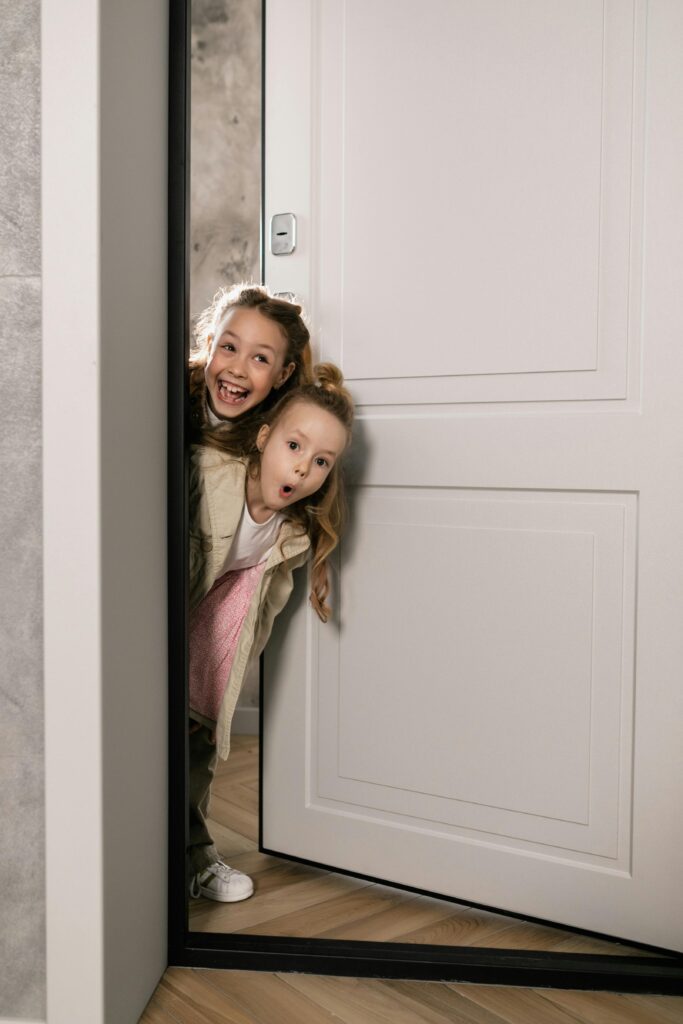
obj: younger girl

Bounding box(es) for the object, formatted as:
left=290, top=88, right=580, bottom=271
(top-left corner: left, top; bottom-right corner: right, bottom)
left=187, top=364, right=354, bottom=902
left=189, top=282, right=313, bottom=443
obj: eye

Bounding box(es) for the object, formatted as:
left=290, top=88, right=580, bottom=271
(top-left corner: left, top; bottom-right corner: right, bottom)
left=254, top=354, right=270, bottom=364
left=222, top=341, right=235, bottom=352
left=288, top=441, right=299, bottom=451
left=315, top=457, right=329, bottom=468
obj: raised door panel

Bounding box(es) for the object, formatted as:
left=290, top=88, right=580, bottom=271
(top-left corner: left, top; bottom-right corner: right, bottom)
left=315, top=0, right=645, bottom=407
left=315, top=489, right=636, bottom=867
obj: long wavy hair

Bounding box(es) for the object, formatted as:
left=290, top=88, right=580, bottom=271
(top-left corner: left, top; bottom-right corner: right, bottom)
left=249, top=363, right=354, bottom=622
left=188, top=283, right=313, bottom=448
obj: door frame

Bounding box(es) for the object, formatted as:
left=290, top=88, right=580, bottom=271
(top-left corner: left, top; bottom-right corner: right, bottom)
left=166, top=0, right=683, bottom=992
left=43, top=1, right=169, bottom=1020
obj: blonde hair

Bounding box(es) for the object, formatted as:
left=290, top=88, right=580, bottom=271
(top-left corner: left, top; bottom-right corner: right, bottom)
left=188, top=283, right=313, bottom=444
left=249, top=363, right=354, bottom=622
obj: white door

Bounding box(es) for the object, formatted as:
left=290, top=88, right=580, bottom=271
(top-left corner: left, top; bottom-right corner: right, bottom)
left=262, top=0, right=683, bottom=952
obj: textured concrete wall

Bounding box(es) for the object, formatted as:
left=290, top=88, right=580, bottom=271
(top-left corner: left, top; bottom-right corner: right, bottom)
left=0, top=0, right=45, bottom=1019
left=190, top=0, right=261, bottom=319
left=191, top=0, right=262, bottom=711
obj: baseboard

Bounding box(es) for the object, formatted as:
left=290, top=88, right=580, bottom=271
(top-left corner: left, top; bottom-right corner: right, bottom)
left=231, top=707, right=260, bottom=735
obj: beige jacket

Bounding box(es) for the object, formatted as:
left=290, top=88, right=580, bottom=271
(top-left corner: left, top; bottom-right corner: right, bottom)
left=189, top=446, right=310, bottom=759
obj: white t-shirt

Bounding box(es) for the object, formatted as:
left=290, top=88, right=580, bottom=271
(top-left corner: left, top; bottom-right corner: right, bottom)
left=203, top=399, right=281, bottom=571
left=206, top=400, right=223, bottom=427
left=222, top=504, right=283, bottom=574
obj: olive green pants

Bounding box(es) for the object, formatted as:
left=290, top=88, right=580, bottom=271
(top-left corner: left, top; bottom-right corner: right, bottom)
left=187, top=724, right=220, bottom=880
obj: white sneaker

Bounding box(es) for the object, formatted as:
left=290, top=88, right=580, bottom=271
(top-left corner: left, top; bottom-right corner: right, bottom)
left=189, top=860, right=254, bottom=903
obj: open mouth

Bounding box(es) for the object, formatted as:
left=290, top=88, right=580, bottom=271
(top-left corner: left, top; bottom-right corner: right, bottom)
left=279, top=485, right=294, bottom=499
left=216, top=379, right=250, bottom=405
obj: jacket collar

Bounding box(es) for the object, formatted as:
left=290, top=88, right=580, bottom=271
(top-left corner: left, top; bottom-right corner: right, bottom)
left=194, top=446, right=311, bottom=568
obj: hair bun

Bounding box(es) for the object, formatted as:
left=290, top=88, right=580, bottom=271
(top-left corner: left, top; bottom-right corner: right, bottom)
left=314, top=362, right=344, bottom=392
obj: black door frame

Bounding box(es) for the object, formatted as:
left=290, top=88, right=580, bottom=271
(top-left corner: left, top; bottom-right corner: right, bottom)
left=167, top=0, right=683, bottom=993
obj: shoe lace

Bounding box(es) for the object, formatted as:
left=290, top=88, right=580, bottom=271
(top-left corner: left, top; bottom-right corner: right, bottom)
left=207, top=860, right=234, bottom=881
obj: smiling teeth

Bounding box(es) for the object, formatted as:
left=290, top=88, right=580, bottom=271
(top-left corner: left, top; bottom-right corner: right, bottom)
left=218, top=381, right=248, bottom=397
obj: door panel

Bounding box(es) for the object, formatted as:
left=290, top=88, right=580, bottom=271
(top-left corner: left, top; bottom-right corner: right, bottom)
left=317, top=488, right=635, bottom=860
left=315, top=0, right=644, bottom=405
left=263, top=0, right=683, bottom=951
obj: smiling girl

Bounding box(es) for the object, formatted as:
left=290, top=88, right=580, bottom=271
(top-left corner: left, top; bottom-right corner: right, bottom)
left=187, top=364, right=354, bottom=902
left=189, top=283, right=313, bottom=441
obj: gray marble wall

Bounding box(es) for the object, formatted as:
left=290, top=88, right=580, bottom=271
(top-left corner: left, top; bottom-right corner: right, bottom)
left=191, top=0, right=262, bottom=711
left=0, top=1, right=46, bottom=1020
left=190, top=0, right=262, bottom=321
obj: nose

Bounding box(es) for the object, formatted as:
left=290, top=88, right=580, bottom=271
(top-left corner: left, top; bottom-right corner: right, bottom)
left=294, top=458, right=310, bottom=478
left=230, top=351, right=247, bottom=378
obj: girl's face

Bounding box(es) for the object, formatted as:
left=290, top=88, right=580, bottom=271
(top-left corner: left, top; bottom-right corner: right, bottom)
left=204, top=307, right=295, bottom=420
left=247, top=400, right=348, bottom=522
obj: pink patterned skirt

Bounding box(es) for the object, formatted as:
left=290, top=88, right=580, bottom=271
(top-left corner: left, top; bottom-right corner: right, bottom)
left=189, top=562, right=267, bottom=723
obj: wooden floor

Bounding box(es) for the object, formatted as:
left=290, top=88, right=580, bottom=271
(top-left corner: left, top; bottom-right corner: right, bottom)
left=140, top=735, right=683, bottom=1023
left=140, top=967, right=683, bottom=1023
left=188, top=737, right=649, bottom=955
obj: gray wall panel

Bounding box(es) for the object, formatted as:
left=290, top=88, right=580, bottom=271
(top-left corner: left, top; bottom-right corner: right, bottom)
left=0, top=2, right=40, bottom=276
left=0, top=0, right=44, bottom=1017
left=0, top=755, right=45, bottom=1019
left=190, top=0, right=261, bottom=319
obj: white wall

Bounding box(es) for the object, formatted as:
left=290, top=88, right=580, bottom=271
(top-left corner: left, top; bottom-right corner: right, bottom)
left=43, top=1, right=168, bottom=1021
